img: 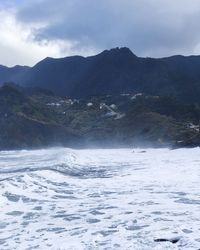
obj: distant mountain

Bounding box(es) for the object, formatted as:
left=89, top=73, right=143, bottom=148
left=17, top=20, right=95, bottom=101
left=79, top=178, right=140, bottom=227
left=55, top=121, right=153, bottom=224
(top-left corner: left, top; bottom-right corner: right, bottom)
left=1, top=47, right=200, bottom=103
left=0, top=65, right=29, bottom=84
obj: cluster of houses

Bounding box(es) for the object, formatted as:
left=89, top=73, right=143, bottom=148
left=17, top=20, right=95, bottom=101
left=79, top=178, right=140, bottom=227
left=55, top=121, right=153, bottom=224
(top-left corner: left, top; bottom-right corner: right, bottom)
left=44, top=93, right=200, bottom=129
left=46, top=93, right=164, bottom=121
left=47, top=98, right=79, bottom=107
left=46, top=92, right=146, bottom=120
left=187, top=123, right=200, bottom=132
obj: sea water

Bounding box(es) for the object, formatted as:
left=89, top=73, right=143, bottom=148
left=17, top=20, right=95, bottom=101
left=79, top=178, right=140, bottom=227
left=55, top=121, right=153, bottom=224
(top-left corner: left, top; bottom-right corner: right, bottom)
left=0, top=147, right=200, bottom=249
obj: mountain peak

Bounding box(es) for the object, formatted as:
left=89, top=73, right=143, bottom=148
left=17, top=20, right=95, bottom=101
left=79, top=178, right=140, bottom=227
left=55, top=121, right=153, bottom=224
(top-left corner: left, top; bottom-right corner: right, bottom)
left=101, top=47, right=137, bottom=57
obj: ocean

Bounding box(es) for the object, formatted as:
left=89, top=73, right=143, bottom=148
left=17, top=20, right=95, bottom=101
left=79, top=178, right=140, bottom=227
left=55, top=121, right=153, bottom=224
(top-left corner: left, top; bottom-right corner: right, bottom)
left=0, top=147, right=200, bottom=249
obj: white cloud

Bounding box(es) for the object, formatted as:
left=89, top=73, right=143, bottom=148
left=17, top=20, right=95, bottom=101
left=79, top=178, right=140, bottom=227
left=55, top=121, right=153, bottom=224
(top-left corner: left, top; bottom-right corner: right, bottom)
left=0, top=10, right=97, bottom=67
left=15, top=0, right=200, bottom=59
left=2, top=1, right=200, bottom=66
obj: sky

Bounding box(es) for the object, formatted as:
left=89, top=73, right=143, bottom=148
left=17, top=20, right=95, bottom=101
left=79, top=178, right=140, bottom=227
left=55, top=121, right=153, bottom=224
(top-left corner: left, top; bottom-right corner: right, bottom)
left=1, top=0, right=200, bottom=66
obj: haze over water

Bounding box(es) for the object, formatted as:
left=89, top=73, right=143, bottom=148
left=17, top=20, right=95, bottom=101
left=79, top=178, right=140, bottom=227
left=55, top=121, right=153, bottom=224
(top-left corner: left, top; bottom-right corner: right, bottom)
left=0, top=148, right=200, bottom=249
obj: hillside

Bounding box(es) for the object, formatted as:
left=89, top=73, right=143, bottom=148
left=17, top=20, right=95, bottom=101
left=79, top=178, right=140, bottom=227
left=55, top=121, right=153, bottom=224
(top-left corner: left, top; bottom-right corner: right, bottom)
left=0, top=84, right=200, bottom=150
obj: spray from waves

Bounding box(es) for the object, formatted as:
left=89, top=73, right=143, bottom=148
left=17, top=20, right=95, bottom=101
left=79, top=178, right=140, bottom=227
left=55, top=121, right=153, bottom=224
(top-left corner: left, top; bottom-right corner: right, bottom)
left=0, top=164, right=115, bottom=181
left=0, top=148, right=124, bottom=181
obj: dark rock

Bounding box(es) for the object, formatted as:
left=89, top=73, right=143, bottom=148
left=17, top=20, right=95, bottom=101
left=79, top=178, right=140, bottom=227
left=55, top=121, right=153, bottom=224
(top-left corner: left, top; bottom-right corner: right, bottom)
left=154, top=236, right=181, bottom=244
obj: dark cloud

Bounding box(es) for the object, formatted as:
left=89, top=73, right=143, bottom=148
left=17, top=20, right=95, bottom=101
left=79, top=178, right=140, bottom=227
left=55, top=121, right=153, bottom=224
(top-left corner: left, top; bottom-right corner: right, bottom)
left=15, top=0, right=200, bottom=57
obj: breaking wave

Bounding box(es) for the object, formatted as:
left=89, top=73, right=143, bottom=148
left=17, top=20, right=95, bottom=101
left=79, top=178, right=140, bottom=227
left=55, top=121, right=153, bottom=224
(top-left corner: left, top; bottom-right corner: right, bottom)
left=0, top=147, right=200, bottom=249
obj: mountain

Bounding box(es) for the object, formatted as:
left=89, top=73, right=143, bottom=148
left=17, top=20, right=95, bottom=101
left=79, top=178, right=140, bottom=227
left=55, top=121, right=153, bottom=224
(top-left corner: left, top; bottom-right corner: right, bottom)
left=0, top=84, right=200, bottom=150
left=0, top=65, right=30, bottom=84
left=1, top=47, right=200, bottom=102
left=0, top=85, right=79, bottom=149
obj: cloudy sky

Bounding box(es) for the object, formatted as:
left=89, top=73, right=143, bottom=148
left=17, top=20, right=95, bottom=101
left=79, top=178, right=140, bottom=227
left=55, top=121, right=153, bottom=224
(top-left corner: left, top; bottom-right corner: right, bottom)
left=1, top=0, right=200, bottom=66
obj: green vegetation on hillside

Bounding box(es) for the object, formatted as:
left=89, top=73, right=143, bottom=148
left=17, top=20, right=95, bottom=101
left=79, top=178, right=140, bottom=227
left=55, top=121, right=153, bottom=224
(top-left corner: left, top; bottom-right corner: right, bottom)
left=0, top=85, right=200, bottom=149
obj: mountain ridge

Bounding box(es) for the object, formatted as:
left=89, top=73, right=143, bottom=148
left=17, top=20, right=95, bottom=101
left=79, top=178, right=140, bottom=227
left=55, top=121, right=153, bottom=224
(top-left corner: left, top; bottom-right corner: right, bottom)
left=1, top=47, right=200, bottom=102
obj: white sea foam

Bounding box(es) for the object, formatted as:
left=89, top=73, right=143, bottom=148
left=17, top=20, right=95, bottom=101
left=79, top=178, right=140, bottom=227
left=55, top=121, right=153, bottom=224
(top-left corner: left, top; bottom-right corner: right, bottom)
left=0, top=147, right=200, bottom=249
